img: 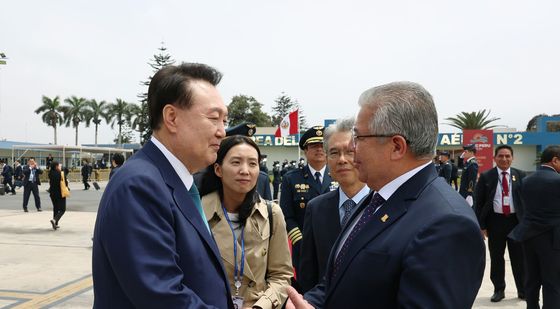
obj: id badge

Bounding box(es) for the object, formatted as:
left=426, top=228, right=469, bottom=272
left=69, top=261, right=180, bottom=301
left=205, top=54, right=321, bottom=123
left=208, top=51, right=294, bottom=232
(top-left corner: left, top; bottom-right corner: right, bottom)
left=232, top=296, right=244, bottom=309
left=503, top=196, right=511, bottom=206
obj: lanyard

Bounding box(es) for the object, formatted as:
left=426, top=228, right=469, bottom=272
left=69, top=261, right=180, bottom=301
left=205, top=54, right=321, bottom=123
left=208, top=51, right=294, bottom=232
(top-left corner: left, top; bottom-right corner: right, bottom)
left=221, top=205, right=245, bottom=296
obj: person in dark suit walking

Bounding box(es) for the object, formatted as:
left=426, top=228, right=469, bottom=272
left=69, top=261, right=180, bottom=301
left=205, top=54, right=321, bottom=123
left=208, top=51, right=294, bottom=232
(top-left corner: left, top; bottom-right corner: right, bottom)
left=22, top=158, right=42, bottom=212
left=460, top=144, right=478, bottom=206
left=81, top=161, right=91, bottom=190
left=1, top=160, right=16, bottom=194
left=299, top=118, right=369, bottom=293
left=92, top=63, right=234, bottom=308
left=510, top=145, right=560, bottom=309
left=450, top=158, right=459, bottom=190
left=280, top=126, right=332, bottom=280
left=475, top=145, right=526, bottom=302
left=14, top=160, right=23, bottom=189
left=287, top=81, right=485, bottom=309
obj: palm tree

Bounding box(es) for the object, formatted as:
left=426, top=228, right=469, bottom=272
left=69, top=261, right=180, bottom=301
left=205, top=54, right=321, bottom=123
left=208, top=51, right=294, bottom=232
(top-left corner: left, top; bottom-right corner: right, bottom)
left=445, top=109, right=501, bottom=130
left=85, top=99, right=109, bottom=146
left=106, top=98, right=131, bottom=145
left=62, top=96, right=90, bottom=145
left=35, top=95, right=64, bottom=144
left=128, top=103, right=148, bottom=144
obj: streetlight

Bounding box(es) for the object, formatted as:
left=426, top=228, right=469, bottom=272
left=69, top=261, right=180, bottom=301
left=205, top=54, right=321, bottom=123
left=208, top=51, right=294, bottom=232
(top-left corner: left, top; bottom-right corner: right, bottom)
left=0, top=52, right=7, bottom=139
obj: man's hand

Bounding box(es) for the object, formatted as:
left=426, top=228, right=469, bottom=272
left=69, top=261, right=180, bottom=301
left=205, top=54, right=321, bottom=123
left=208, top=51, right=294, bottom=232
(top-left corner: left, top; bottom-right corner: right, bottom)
left=481, top=229, right=487, bottom=240
left=286, top=286, right=314, bottom=309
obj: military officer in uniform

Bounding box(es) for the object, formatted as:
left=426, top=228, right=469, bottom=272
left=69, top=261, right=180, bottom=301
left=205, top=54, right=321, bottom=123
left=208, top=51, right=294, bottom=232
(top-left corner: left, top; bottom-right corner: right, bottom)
left=280, top=126, right=331, bottom=282
left=460, top=144, right=478, bottom=206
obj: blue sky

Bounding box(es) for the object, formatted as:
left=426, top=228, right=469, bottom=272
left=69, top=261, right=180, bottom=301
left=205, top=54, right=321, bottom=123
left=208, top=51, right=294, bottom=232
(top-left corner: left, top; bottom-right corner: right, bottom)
left=1, top=0, right=559, bottom=145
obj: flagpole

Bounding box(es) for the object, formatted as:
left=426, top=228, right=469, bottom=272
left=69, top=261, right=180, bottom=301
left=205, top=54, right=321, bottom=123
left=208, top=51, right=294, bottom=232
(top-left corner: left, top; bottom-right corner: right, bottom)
left=297, top=109, right=301, bottom=162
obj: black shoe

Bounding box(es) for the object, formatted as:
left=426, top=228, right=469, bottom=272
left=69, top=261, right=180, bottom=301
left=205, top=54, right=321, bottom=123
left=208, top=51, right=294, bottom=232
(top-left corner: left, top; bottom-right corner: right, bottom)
left=518, top=292, right=525, bottom=300
left=37, top=208, right=42, bottom=212
left=491, top=291, right=505, bottom=302
left=24, top=209, right=29, bottom=212
left=50, top=219, right=57, bottom=230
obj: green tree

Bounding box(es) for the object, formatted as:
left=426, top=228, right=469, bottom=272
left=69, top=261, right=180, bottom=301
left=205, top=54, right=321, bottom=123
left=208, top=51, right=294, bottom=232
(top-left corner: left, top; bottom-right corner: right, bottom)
left=136, top=43, right=175, bottom=144
left=129, top=103, right=147, bottom=143
left=112, top=123, right=134, bottom=144
left=445, top=109, right=500, bottom=130
left=271, top=93, right=307, bottom=130
left=227, top=95, right=272, bottom=127
left=35, top=95, right=64, bottom=144
left=106, top=98, right=131, bottom=145
left=85, top=99, right=109, bottom=146
left=62, top=96, right=90, bottom=145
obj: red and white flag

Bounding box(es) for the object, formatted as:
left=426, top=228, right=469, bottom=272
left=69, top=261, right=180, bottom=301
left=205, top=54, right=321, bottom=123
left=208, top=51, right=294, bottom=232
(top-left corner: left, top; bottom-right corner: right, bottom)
left=275, top=109, right=299, bottom=137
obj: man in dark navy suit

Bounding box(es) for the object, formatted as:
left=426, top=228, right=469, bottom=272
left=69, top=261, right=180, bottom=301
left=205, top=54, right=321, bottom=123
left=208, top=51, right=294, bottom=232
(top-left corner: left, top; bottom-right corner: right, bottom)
left=510, top=145, right=560, bottom=309
left=92, top=63, right=233, bottom=308
left=475, top=145, right=526, bottom=302
left=280, top=126, right=332, bottom=279
left=299, top=118, right=369, bottom=293
left=22, top=157, right=42, bottom=212
left=287, top=82, right=485, bottom=309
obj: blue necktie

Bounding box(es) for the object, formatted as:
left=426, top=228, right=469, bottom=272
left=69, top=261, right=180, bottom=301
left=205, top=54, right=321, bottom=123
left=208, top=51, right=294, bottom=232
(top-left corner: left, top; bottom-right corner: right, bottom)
left=188, top=184, right=211, bottom=234
left=340, top=199, right=357, bottom=227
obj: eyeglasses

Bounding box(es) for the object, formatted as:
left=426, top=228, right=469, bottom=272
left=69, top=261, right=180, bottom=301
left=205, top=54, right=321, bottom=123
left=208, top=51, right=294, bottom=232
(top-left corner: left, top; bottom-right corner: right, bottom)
left=327, top=149, right=355, bottom=160
left=351, top=127, right=409, bottom=148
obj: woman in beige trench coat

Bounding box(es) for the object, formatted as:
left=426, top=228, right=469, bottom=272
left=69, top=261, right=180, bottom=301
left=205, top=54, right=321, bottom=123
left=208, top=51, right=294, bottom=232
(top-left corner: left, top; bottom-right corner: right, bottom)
left=200, top=135, right=293, bottom=309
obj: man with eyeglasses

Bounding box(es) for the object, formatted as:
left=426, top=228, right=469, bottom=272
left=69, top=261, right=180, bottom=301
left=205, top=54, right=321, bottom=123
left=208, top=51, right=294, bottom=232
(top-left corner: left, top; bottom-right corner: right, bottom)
left=299, top=118, right=369, bottom=293
left=287, top=82, right=485, bottom=309
left=280, top=125, right=332, bottom=288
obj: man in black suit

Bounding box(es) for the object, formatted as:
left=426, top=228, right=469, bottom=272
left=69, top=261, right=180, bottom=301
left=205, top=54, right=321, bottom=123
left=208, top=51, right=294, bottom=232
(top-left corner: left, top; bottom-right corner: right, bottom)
left=81, top=161, right=91, bottom=190
left=475, top=145, right=526, bottom=302
left=1, top=160, right=16, bottom=195
left=22, top=158, right=43, bottom=212
left=287, top=82, right=484, bottom=309
left=299, top=118, right=369, bottom=292
left=510, top=145, right=560, bottom=309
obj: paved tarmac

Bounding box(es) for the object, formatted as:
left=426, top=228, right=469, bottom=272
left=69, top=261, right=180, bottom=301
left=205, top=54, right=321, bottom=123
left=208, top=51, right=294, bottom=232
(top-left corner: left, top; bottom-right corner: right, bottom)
left=0, top=181, right=530, bottom=308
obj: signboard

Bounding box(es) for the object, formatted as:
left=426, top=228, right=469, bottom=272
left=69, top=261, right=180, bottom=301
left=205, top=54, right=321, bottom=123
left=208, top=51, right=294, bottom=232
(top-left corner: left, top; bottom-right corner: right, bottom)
left=251, top=135, right=299, bottom=147
left=463, top=129, right=494, bottom=173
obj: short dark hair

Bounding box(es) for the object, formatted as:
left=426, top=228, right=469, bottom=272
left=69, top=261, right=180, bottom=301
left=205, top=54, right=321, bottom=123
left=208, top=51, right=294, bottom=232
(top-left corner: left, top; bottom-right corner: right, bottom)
left=199, top=135, right=261, bottom=226
left=148, top=63, right=223, bottom=130
left=540, top=145, right=560, bottom=164
left=112, top=153, right=125, bottom=166
left=494, top=145, right=513, bottom=157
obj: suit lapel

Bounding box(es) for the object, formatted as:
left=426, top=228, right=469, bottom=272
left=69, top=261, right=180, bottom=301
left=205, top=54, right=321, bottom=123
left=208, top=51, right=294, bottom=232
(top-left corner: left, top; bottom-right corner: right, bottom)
left=142, top=141, right=224, bottom=268
left=326, top=164, right=438, bottom=297
left=321, top=167, right=332, bottom=193
left=324, top=190, right=341, bottom=233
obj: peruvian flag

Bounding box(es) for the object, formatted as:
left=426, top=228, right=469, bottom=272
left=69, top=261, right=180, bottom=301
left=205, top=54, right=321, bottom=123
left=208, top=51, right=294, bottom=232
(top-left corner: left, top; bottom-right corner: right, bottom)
left=275, top=109, right=299, bottom=137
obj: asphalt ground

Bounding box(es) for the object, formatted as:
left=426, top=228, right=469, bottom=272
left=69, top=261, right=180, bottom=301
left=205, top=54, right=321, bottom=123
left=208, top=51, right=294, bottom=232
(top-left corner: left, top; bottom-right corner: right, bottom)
left=0, top=181, right=530, bottom=308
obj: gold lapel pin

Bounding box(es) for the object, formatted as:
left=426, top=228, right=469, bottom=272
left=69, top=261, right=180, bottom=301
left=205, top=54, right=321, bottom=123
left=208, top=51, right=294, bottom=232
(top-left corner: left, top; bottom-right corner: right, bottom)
left=512, top=175, right=517, bottom=182
left=381, top=214, right=389, bottom=222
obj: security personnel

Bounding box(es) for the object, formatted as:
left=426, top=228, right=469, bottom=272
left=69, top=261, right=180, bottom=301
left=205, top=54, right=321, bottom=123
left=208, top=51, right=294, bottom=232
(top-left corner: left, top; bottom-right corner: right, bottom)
left=460, top=144, right=478, bottom=206
left=279, top=126, right=331, bottom=280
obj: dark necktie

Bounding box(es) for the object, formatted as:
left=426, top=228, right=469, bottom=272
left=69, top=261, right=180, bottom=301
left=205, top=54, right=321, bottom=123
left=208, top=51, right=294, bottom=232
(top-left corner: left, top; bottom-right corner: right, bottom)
left=332, top=193, right=385, bottom=278
left=501, top=171, right=510, bottom=216
left=188, top=184, right=211, bottom=233
left=314, top=171, right=321, bottom=185
left=340, top=199, right=356, bottom=227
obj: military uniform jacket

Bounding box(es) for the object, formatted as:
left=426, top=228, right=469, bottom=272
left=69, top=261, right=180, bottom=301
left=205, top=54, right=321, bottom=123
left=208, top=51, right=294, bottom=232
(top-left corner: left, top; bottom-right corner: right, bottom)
left=203, top=192, right=293, bottom=309
left=459, top=157, right=478, bottom=198
left=279, top=165, right=332, bottom=243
